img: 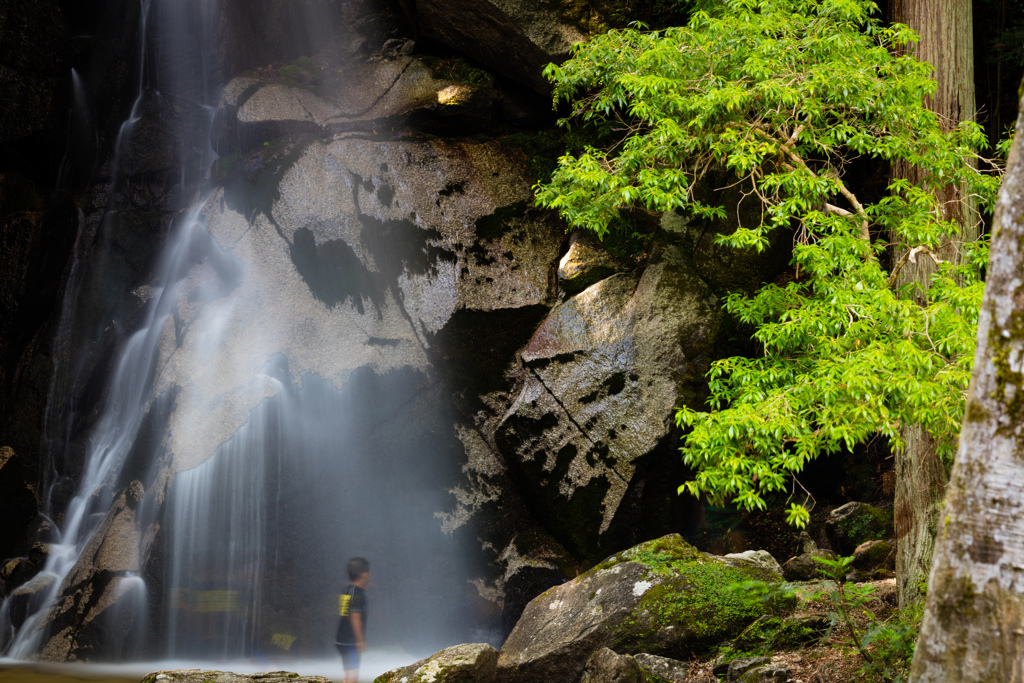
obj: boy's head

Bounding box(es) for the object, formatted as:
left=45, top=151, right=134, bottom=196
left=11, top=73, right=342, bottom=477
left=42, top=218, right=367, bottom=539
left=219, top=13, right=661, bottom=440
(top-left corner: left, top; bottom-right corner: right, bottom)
left=347, top=557, right=370, bottom=583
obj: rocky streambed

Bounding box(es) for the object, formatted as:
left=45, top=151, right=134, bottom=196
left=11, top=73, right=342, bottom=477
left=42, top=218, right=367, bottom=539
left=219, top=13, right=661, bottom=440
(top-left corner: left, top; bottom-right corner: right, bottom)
left=367, top=529, right=898, bottom=683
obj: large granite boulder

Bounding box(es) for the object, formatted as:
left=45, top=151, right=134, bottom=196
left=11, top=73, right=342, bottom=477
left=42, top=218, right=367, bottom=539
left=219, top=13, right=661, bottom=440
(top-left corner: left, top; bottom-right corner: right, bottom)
left=723, top=551, right=784, bottom=578
left=492, top=242, right=719, bottom=559
left=579, top=647, right=644, bottom=683
left=495, top=534, right=792, bottom=683
left=374, top=643, right=499, bottom=683
left=496, top=529, right=580, bottom=637
left=851, top=539, right=894, bottom=577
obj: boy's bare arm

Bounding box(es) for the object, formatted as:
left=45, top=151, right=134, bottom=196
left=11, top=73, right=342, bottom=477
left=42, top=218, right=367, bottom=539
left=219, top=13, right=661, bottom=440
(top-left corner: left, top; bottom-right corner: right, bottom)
left=351, top=612, right=366, bottom=652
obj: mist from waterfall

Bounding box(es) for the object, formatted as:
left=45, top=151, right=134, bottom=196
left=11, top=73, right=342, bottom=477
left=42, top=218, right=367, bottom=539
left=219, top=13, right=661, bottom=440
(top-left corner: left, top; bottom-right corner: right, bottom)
left=1, top=0, right=477, bottom=667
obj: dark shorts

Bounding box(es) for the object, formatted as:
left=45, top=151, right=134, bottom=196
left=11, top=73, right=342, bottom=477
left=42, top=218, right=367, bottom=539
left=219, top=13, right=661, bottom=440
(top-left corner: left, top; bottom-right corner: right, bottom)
left=335, top=643, right=359, bottom=671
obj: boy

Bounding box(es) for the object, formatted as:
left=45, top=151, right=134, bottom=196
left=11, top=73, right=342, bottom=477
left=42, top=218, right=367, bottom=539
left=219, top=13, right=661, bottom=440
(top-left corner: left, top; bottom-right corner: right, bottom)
left=335, top=557, right=370, bottom=683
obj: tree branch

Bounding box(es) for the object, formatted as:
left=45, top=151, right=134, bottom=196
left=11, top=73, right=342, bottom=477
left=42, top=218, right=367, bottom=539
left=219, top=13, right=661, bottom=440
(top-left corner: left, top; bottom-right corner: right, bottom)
left=749, top=123, right=871, bottom=240
left=886, top=246, right=949, bottom=288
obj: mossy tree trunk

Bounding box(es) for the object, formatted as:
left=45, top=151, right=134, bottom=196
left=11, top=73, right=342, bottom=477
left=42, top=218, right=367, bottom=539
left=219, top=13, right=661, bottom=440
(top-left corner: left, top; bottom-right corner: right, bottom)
left=909, top=85, right=1024, bottom=683
left=891, top=0, right=976, bottom=610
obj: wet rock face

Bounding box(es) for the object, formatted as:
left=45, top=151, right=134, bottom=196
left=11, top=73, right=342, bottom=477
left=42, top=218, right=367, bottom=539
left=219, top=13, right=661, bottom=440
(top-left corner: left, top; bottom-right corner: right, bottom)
left=0, top=446, right=37, bottom=566
left=495, top=534, right=791, bottom=683
left=0, top=0, right=70, bottom=155
left=0, top=184, right=78, bottom=503
left=6, top=572, right=57, bottom=629
left=158, top=133, right=562, bottom=473
left=117, top=90, right=182, bottom=178
left=413, top=0, right=609, bottom=93
left=25, top=40, right=567, bottom=657
left=219, top=0, right=400, bottom=75
left=37, top=481, right=148, bottom=660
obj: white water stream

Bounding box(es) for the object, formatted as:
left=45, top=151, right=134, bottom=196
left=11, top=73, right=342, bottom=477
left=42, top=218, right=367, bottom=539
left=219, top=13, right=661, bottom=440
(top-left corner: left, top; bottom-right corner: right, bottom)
left=2, top=0, right=477, bottom=666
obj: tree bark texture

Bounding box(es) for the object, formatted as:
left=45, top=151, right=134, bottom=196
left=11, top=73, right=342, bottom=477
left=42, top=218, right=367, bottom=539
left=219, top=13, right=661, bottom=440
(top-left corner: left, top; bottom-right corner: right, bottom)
left=891, top=0, right=975, bottom=609
left=894, top=425, right=948, bottom=607
left=910, top=87, right=1024, bottom=683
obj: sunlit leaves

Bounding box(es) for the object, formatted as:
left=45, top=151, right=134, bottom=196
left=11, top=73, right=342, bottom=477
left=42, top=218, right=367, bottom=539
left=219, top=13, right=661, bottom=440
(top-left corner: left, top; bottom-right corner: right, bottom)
left=537, top=0, right=1001, bottom=525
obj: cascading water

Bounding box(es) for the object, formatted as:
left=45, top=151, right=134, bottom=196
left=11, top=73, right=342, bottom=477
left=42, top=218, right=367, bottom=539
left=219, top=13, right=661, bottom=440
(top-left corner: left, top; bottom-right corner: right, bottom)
left=3, top=0, right=475, bottom=668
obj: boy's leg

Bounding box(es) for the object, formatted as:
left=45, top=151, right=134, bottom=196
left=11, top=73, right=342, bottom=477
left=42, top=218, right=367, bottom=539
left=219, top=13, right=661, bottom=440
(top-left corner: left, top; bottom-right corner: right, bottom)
left=337, top=644, right=359, bottom=683
left=343, top=657, right=359, bottom=683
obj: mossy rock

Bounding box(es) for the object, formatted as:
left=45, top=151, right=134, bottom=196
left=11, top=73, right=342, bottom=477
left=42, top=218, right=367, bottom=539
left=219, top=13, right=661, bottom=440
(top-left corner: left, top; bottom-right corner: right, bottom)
left=561, top=264, right=619, bottom=294
left=421, top=56, right=493, bottom=88
left=373, top=643, right=498, bottom=683
left=825, top=502, right=894, bottom=556
left=781, top=550, right=836, bottom=582
left=633, top=653, right=690, bottom=683
left=851, top=539, right=893, bottom=572
left=732, top=614, right=830, bottom=653
left=496, top=535, right=793, bottom=683
left=278, top=57, right=321, bottom=87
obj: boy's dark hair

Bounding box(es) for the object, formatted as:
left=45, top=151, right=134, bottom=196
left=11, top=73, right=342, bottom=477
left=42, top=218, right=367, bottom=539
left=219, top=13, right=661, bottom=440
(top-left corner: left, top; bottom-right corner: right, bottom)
left=348, top=557, right=370, bottom=581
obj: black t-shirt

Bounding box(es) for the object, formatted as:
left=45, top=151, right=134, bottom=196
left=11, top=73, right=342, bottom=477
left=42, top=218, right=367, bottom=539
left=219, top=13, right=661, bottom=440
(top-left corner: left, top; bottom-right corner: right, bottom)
left=335, top=584, right=367, bottom=645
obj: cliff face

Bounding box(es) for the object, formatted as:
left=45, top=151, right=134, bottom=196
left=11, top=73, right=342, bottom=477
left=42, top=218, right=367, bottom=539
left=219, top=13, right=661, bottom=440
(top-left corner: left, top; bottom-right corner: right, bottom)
left=0, top=0, right=83, bottom=564
left=0, top=0, right=789, bottom=660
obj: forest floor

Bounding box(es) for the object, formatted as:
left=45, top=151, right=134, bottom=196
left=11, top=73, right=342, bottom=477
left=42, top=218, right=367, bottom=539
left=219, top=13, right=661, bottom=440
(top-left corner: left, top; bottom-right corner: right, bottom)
left=677, top=578, right=902, bottom=683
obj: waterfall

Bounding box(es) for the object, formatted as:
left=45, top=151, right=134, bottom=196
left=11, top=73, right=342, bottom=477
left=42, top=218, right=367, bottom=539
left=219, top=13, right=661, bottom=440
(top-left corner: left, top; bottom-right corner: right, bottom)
left=2, top=0, right=473, bottom=664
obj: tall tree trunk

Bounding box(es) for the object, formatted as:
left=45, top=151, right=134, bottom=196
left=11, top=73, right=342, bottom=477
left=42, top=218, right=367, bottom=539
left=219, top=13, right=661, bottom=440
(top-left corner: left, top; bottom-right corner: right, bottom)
left=910, top=85, right=1024, bottom=683
left=891, top=0, right=976, bottom=609
left=894, top=426, right=948, bottom=607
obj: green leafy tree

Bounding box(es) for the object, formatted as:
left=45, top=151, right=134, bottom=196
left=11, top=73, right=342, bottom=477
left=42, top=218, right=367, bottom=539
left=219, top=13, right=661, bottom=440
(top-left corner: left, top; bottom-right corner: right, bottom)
left=535, top=0, right=1000, bottom=526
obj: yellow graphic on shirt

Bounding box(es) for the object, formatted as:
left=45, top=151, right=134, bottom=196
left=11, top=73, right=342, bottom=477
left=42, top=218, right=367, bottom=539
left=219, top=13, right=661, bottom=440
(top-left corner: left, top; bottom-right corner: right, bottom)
left=271, top=633, right=297, bottom=651
left=339, top=593, right=351, bottom=617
